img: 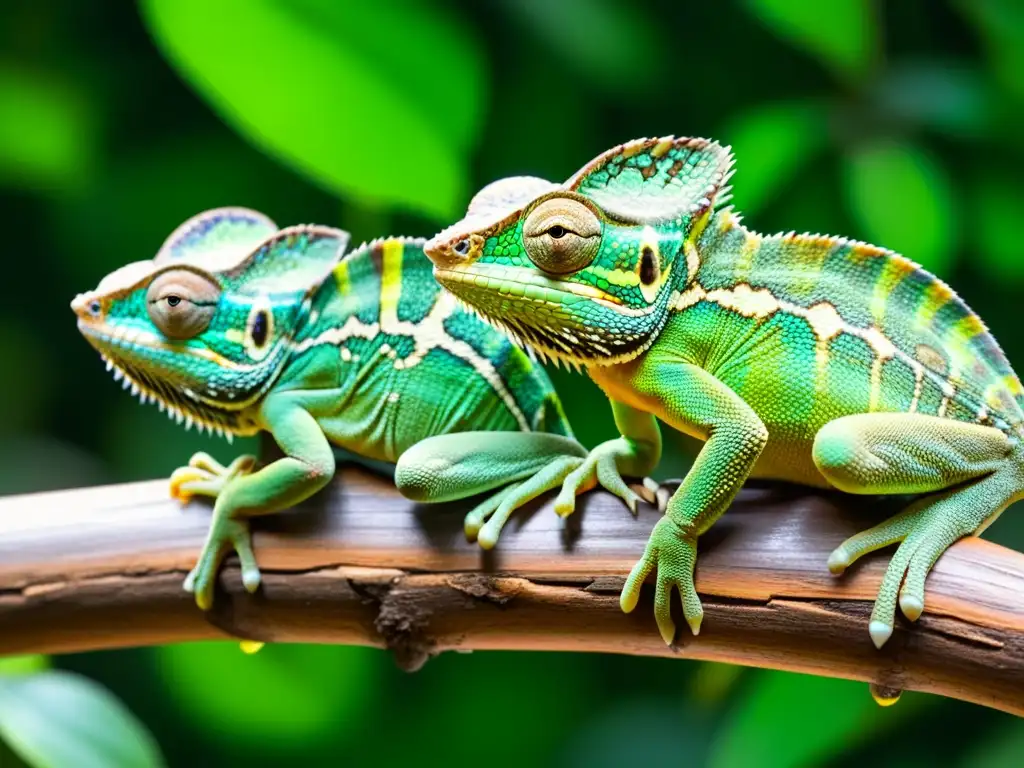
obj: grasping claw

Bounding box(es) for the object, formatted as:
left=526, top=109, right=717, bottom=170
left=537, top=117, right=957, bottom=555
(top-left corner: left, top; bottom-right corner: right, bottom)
left=620, top=516, right=702, bottom=645
left=183, top=516, right=261, bottom=610
left=827, top=494, right=979, bottom=648
left=169, top=452, right=257, bottom=502
left=554, top=437, right=656, bottom=518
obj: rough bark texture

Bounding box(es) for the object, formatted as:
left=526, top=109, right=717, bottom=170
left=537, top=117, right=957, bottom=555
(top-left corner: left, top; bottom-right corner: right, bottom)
left=0, top=466, right=1022, bottom=715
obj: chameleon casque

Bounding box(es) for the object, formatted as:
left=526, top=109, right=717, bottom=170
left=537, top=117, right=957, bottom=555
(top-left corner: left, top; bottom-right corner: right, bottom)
left=72, top=207, right=642, bottom=609
left=424, top=135, right=1024, bottom=649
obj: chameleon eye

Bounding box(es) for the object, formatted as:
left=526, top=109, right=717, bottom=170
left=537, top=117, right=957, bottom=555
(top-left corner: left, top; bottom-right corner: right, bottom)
left=454, top=239, right=470, bottom=255
left=522, top=197, right=601, bottom=275
left=251, top=310, right=269, bottom=348
left=146, top=269, right=220, bottom=340
left=245, top=300, right=275, bottom=361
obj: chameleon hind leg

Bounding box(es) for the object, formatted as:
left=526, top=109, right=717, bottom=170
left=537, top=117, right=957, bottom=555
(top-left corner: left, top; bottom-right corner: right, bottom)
left=395, top=432, right=591, bottom=547
left=812, top=412, right=1022, bottom=647
left=181, top=394, right=335, bottom=610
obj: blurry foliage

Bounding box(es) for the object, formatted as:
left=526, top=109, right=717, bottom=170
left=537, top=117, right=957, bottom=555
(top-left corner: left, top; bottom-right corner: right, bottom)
left=139, top=0, right=486, bottom=221
left=0, top=0, right=1023, bottom=766
left=0, top=655, right=163, bottom=768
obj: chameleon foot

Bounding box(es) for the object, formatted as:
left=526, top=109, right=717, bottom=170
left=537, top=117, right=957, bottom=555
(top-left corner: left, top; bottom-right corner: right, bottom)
left=553, top=438, right=651, bottom=519
left=828, top=491, right=986, bottom=648
left=620, top=516, right=702, bottom=645
left=464, top=455, right=584, bottom=548
left=183, top=517, right=261, bottom=610
left=170, top=452, right=257, bottom=502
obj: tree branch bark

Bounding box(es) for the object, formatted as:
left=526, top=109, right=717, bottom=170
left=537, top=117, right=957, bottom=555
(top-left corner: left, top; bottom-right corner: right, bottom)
left=0, top=465, right=1022, bottom=715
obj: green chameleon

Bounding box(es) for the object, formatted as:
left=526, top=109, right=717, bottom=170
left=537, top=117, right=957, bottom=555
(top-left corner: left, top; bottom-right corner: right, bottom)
left=424, top=135, right=1024, bottom=649
left=72, top=207, right=648, bottom=609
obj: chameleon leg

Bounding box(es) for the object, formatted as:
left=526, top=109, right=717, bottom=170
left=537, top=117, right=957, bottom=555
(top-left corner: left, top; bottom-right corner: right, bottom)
left=608, top=361, right=768, bottom=645
left=551, top=400, right=663, bottom=517
left=395, top=432, right=587, bottom=546
left=812, top=413, right=1021, bottom=647
left=184, top=393, right=335, bottom=610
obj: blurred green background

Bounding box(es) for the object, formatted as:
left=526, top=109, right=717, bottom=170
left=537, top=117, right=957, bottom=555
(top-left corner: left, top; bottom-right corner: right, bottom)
left=1, top=0, right=1023, bottom=765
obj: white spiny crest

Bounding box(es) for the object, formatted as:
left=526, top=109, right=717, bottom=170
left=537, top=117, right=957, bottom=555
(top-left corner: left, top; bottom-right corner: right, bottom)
left=95, top=353, right=244, bottom=442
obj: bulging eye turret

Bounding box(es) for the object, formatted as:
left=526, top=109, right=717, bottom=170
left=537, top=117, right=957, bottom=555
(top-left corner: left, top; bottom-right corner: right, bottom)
left=146, top=269, right=221, bottom=340
left=522, top=196, right=602, bottom=275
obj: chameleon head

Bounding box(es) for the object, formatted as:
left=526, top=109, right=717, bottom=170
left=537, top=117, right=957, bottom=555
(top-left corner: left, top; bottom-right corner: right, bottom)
left=72, top=207, right=349, bottom=437
left=424, top=136, right=734, bottom=367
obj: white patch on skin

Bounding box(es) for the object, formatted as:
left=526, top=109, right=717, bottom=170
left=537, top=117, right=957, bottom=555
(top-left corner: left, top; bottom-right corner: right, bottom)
left=804, top=302, right=844, bottom=341
left=685, top=240, right=700, bottom=280
left=909, top=365, right=924, bottom=413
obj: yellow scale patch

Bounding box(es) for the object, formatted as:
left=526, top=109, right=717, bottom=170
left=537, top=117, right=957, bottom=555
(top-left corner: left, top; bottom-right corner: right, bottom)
left=870, top=257, right=916, bottom=326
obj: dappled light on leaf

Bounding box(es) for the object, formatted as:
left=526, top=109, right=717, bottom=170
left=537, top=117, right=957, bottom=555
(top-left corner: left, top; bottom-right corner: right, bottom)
left=707, top=670, right=932, bottom=768
left=139, top=0, right=486, bottom=221
left=0, top=671, right=165, bottom=768
left=843, top=140, right=958, bottom=275
left=0, top=67, right=97, bottom=194
left=155, top=642, right=383, bottom=749
left=724, top=101, right=828, bottom=215
left=742, top=0, right=877, bottom=81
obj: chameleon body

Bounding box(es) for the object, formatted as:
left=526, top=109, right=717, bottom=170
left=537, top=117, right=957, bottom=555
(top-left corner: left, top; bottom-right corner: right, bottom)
left=424, top=136, right=1024, bottom=648
left=72, top=207, right=610, bottom=609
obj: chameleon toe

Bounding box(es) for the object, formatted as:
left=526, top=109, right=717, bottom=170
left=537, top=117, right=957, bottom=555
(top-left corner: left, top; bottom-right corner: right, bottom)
left=869, top=620, right=893, bottom=649
left=826, top=547, right=850, bottom=575
left=899, top=593, right=924, bottom=622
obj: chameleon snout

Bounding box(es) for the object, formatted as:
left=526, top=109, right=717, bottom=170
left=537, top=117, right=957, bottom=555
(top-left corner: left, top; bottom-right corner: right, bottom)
left=71, top=292, right=104, bottom=322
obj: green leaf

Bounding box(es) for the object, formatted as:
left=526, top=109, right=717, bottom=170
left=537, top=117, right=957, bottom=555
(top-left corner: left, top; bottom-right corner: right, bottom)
left=956, top=0, right=1024, bottom=102
left=742, top=0, right=877, bottom=81
left=155, top=642, right=382, bottom=749
left=372, top=650, right=597, bottom=766
left=498, top=0, right=665, bottom=95
left=871, top=61, right=993, bottom=139
left=707, top=670, right=932, bottom=768
left=0, top=66, right=97, bottom=194
left=723, top=101, right=828, bottom=215
left=0, top=670, right=164, bottom=768
left=843, top=140, right=957, bottom=275
left=960, top=720, right=1024, bottom=768
left=975, top=174, right=1024, bottom=282
left=138, top=0, right=486, bottom=221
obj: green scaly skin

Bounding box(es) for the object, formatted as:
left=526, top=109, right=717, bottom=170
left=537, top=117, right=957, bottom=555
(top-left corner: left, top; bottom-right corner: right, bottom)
left=72, top=207, right=647, bottom=610
left=423, top=136, right=1024, bottom=649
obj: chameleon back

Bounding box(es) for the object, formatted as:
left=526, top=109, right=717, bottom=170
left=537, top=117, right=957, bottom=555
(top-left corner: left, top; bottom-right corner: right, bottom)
left=288, top=237, right=575, bottom=461
left=693, top=217, right=1024, bottom=435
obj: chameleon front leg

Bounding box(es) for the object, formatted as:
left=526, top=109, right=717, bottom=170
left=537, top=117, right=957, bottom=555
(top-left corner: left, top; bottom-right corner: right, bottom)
left=812, top=413, right=1021, bottom=647
left=183, top=392, right=335, bottom=609
left=395, top=432, right=588, bottom=547
left=618, top=361, right=768, bottom=645
left=170, top=452, right=258, bottom=501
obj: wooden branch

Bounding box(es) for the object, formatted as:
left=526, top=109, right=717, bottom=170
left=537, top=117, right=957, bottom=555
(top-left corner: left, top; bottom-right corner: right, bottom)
left=0, top=466, right=1022, bottom=716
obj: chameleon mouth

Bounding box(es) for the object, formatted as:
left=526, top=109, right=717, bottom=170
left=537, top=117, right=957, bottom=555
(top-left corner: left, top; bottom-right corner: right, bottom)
left=434, top=266, right=660, bottom=367
left=77, top=321, right=257, bottom=439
